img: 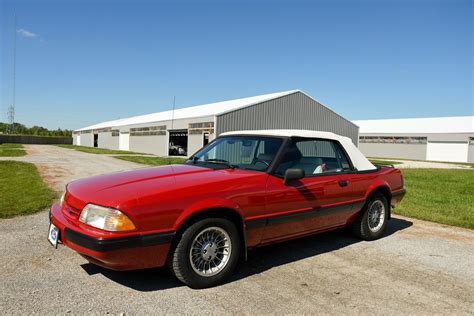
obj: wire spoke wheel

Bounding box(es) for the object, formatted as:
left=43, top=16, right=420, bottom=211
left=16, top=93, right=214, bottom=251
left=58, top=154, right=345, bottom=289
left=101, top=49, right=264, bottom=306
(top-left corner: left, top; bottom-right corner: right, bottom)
left=189, top=227, right=232, bottom=277
left=367, top=200, right=386, bottom=232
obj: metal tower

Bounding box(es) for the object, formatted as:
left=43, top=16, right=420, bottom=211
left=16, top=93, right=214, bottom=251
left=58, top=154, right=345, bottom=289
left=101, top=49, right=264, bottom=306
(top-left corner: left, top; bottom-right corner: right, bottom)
left=7, top=16, right=17, bottom=134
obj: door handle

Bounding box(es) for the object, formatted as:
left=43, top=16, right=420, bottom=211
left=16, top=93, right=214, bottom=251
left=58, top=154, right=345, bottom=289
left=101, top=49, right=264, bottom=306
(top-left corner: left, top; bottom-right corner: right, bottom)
left=338, top=180, right=349, bottom=187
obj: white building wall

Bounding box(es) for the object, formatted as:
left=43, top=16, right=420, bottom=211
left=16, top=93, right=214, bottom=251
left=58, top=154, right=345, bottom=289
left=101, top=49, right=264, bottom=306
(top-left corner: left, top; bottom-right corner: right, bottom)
left=209, top=133, right=216, bottom=142
left=98, top=132, right=119, bottom=150
left=355, top=117, right=474, bottom=163
left=129, top=134, right=168, bottom=156
left=80, top=133, right=93, bottom=147
left=98, top=132, right=110, bottom=149
left=358, top=143, right=427, bottom=160
left=73, top=134, right=81, bottom=145
left=121, top=116, right=215, bottom=156
left=188, top=134, right=204, bottom=156
left=468, top=144, right=474, bottom=163
left=426, top=142, right=469, bottom=163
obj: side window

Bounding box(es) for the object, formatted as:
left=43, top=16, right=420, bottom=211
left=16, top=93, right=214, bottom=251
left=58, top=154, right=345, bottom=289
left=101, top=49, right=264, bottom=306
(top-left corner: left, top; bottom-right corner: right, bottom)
left=333, top=142, right=351, bottom=171
left=276, top=138, right=351, bottom=176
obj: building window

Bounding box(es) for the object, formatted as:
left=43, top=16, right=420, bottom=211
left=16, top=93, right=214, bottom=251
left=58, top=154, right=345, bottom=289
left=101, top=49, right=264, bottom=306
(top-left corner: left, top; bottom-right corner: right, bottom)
left=359, top=136, right=427, bottom=144
left=469, top=137, right=474, bottom=145
left=96, top=128, right=111, bottom=133
left=189, top=122, right=214, bottom=135
left=111, top=130, right=120, bottom=137
left=130, top=125, right=166, bottom=136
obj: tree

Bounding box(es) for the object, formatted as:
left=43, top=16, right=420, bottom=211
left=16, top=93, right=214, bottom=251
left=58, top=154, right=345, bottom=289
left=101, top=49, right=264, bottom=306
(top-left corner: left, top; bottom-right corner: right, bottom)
left=0, top=122, right=72, bottom=136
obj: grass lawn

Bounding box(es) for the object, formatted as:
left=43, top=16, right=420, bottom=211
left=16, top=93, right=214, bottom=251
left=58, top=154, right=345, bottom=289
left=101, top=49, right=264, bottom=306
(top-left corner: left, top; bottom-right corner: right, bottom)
left=0, top=143, right=26, bottom=156
left=395, top=169, right=474, bottom=229
left=114, top=155, right=186, bottom=165
left=369, top=159, right=402, bottom=165
left=0, top=148, right=27, bottom=157
left=55, top=144, right=142, bottom=155
left=369, top=157, right=474, bottom=168
left=0, top=143, right=23, bottom=148
left=0, top=161, right=55, bottom=218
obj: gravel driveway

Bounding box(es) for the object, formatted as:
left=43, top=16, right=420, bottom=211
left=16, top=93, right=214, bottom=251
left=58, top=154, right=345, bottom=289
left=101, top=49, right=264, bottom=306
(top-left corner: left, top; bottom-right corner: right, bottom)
left=0, top=145, right=146, bottom=192
left=1, top=145, right=473, bottom=314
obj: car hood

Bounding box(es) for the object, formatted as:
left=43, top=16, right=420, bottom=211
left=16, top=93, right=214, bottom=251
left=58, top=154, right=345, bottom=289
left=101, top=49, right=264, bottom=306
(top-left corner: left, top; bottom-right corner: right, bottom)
left=65, top=164, right=241, bottom=210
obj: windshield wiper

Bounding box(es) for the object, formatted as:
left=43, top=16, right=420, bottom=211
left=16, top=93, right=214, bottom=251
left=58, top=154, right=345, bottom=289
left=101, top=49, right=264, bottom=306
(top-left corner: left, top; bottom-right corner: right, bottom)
left=204, top=159, right=237, bottom=169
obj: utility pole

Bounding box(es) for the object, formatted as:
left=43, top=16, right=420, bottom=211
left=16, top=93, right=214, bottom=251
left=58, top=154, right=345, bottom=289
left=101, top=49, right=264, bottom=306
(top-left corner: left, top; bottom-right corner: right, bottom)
left=7, top=15, right=17, bottom=134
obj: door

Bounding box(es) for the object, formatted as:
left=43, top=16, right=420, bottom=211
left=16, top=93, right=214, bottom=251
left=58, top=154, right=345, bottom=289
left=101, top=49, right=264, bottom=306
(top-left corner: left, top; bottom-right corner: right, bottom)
left=203, top=132, right=210, bottom=146
left=168, top=130, right=188, bottom=156
left=426, top=141, right=468, bottom=162
left=263, top=138, right=357, bottom=242
left=119, top=132, right=130, bottom=151
left=93, top=134, right=98, bottom=148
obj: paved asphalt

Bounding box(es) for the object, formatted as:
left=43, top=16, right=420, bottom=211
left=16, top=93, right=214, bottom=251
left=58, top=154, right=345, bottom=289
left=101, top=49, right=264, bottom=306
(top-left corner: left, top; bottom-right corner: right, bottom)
left=1, top=145, right=473, bottom=314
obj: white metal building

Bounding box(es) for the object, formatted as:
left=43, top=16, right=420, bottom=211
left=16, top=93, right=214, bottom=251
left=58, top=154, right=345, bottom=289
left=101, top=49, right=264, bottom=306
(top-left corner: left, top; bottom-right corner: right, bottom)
left=73, top=90, right=359, bottom=157
left=353, top=116, right=474, bottom=163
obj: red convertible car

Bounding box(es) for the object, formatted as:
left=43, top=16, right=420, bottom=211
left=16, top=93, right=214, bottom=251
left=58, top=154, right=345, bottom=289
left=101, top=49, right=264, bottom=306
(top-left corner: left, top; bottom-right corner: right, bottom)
left=48, top=130, right=405, bottom=288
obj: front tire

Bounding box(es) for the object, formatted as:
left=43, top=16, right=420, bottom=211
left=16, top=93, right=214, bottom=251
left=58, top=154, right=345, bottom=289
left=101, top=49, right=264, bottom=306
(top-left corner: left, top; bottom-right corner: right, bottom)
left=169, top=218, right=240, bottom=289
left=352, top=193, right=389, bottom=240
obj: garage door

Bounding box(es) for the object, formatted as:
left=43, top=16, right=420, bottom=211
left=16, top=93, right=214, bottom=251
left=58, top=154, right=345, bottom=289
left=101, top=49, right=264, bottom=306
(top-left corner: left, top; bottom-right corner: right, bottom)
left=426, top=142, right=468, bottom=162
left=119, top=132, right=130, bottom=151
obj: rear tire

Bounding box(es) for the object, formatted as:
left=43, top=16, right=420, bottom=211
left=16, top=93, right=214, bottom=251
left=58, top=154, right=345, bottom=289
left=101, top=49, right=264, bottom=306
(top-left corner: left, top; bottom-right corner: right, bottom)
left=168, top=217, right=240, bottom=289
left=352, top=193, right=388, bottom=240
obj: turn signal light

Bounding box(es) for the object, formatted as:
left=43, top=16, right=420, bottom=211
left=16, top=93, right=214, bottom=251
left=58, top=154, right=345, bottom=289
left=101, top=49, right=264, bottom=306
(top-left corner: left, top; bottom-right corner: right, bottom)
left=79, top=204, right=136, bottom=232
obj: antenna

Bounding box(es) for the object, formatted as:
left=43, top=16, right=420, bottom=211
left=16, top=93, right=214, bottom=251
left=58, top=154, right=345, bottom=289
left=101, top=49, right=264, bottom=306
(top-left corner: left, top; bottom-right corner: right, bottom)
left=7, top=15, right=17, bottom=134
left=171, top=96, right=176, bottom=130
left=168, top=96, right=176, bottom=165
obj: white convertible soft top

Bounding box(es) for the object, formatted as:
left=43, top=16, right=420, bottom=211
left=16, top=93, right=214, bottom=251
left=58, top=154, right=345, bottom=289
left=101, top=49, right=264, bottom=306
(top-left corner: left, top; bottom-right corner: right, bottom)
left=221, top=130, right=377, bottom=171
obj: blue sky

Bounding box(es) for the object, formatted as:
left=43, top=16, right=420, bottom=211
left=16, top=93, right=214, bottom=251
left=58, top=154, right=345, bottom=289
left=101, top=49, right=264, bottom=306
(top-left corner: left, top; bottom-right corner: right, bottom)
left=1, top=0, right=472, bottom=130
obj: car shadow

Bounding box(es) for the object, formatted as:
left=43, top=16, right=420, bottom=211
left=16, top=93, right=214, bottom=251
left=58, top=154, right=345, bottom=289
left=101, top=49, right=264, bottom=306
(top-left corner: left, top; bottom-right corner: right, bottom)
left=80, top=263, right=183, bottom=291
left=80, top=217, right=412, bottom=291
left=230, top=217, right=412, bottom=284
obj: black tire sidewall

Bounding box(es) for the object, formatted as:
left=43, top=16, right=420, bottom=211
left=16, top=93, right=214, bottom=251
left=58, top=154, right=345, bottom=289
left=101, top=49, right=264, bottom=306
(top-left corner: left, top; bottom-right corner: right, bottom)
left=361, top=193, right=389, bottom=240
left=174, top=217, right=240, bottom=288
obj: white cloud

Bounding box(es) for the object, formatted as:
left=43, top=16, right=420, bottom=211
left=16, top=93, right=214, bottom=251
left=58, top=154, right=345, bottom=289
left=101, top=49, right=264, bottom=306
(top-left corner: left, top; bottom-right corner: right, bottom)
left=17, top=28, right=38, bottom=38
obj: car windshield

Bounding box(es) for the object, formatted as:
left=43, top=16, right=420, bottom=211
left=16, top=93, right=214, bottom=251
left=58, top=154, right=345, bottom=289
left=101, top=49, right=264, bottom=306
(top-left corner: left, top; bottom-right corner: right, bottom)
left=186, top=136, right=283, bottom=171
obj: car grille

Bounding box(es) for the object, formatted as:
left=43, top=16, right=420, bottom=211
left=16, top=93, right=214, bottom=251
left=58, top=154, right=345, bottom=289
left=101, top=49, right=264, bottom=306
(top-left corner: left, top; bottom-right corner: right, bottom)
left=63, top=204, right=81, bottom=220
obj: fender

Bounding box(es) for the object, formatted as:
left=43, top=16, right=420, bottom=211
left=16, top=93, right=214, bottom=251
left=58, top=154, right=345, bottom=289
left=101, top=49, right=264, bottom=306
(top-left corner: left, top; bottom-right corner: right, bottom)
left=363, top=178, right=393, bottom=219
left=172, top=197, right=249, bottom=260
left=172, top=197, right=244, bottom=230
left=364, top=178, right=392, bottom=200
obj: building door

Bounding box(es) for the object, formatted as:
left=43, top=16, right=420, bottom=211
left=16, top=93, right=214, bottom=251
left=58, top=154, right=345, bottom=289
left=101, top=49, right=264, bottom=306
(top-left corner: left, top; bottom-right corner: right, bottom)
left=169, top=130, right=188, bottom=156
left=203, top=132, right=210, bottom=146
left=426, top=141, right=468, bottom=162
left=93, top=134, right=98, bottom=148
left=119, top=132, right=130, bottom=151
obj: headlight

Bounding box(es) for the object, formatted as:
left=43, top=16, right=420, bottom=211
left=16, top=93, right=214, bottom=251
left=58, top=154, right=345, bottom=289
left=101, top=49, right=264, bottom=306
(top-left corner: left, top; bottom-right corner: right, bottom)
left=79, top=204, right=136, bottom=232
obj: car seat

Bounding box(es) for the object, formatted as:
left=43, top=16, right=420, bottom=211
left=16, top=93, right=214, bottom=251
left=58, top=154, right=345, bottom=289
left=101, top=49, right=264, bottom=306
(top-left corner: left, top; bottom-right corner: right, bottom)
left=292, top=157, right=324, bottom=175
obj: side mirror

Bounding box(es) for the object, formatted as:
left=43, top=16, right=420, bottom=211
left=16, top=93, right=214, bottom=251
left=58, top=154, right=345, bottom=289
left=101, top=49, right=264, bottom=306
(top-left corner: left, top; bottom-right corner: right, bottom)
left=284, top=168, right=305, bottom=185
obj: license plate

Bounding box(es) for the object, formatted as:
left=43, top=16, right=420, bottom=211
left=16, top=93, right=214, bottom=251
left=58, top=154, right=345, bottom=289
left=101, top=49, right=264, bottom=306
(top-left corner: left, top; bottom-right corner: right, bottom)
left=48, top=223, right=59, bottom=248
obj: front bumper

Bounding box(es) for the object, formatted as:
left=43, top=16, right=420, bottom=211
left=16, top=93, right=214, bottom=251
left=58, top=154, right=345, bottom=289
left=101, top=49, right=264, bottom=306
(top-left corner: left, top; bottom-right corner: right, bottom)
left=50, top=203, right=175, bottom=270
